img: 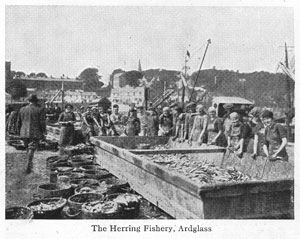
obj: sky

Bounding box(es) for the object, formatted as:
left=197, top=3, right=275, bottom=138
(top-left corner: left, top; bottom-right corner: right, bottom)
left=5, top=6, right=294, bottom=83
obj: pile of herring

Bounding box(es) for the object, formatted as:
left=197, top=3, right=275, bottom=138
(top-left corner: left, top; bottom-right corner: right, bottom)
left=140, top=153, right=251, bottom=184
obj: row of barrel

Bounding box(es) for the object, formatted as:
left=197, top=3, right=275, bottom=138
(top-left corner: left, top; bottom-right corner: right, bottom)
left=6, top=147, right=142, bottom=219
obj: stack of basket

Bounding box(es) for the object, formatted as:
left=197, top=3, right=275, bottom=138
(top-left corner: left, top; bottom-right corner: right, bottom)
left=42, top=145, right=141, bottom=219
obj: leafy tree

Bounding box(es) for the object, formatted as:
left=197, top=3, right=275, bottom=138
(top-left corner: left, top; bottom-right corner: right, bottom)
left=15, top=71, right=26, bottom=78
left=119, top=70, right=143, bottom=88
left=28, top=72, right=36, bottom=78
left=6, top=80, right=27, bottom=100
left=36, top=72, right=47, bottom=78
left=78, top=68, right=104, bottom=91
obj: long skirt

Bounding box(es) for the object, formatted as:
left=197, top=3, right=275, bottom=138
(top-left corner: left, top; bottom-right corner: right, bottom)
left=59, top=126, right=74, bottom=146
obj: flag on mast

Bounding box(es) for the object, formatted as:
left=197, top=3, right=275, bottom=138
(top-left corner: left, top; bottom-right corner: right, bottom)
left=186, top=50, right=190, bottom=58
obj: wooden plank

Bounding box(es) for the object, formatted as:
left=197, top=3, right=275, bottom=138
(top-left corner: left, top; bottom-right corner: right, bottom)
left=91, top=137, right=204, bottom=197
left=130, top=147, right=226, bottom=155
left=94, top=145, right=203, bottom=218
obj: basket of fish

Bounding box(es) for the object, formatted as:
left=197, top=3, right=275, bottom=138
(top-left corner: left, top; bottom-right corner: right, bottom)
left=68, top=193, right=105, bottom=211
left=61, top=205, right=81, bottom=219
left=99, top=177, right=130, bottom=194
left=27, top=198, right=67, bottom=219
left=107, top=193, right=142, bottom=219
left=5, top=206, right=34, bottom=220
left=81, top=200, right=123, bottom=219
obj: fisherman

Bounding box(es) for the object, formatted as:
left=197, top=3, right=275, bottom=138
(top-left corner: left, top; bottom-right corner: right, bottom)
left=91, top=106, right=102, bottom=136
left=158, top=107, right=173, bottom=137
left=110, top=104, right=124, bottom=136
left=125, top=109, right=140, bottom=136
left=17, top=95, right=46, bottom=173
left=188, top=104, right=208, bottom=146
left=57, top=104, right=76, bottom=155
left=261, top=110, right=288, bottom=161
left=81, top=106, right=99, bottom=145
left=99, top=106, right=113, bottom=136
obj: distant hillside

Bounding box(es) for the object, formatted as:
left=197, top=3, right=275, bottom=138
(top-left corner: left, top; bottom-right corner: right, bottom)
left=107, top=68, right=294, bottom=108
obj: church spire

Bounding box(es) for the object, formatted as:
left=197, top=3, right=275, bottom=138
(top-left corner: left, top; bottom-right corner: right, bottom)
left=138, top=59, right=142, bottom=72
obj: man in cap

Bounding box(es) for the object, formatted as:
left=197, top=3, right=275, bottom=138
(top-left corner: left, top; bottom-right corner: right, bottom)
left=17, top=94, right=46, bottom=173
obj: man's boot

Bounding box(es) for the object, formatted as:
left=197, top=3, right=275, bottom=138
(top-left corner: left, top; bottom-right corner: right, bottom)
left=26, top=149, right=34, bottom=174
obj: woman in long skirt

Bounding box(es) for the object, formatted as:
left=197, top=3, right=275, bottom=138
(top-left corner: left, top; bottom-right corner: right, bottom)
left=206, top=107, right=227, bottom=147
left=188, top=104, right=208, bottom=146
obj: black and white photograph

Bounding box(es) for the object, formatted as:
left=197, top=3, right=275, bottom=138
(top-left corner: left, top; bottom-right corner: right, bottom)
left=3, top=1, right=299, bottom=238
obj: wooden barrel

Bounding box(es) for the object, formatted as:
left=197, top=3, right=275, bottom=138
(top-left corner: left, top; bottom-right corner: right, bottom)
left=38, top=183, right=73, bottom=199
left=68, top=193, right=104, bottom=211
left=81, top=200, right=123, bottom=219
left=27, top=198, right=67, bottom=219
left=61, top=205, right=81, bottom=219
left=6, top=206, right=33, bottom=219
left=106, top=193, right=141, bottom=219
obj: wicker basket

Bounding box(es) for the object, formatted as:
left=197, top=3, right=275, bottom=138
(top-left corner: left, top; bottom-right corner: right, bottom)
left=27, top=198, right=67, bottom=219
left=81, top=200, right=123, bottom=219
left=6, top=206, right=34, bottom=219
left=106, top=193, right=141, bottom=219
left=61, top=205, right=81, bottom=219
left=38, top=183, right=73, bottom=199
left=68, top=193, right=104, bottom=211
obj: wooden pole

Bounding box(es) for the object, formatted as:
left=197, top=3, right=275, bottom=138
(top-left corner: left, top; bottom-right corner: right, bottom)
left=284, top=42, right=291, bottom=141
left=182, top=57, right=187, bottom=104
left=285, top=42, right=291, bottom=109
left=61, top=75, right=65, bottom=109
left=190, top=39, right=211, bottom=102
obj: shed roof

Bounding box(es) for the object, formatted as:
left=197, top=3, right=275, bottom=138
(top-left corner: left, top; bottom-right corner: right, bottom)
left=213, top=96, right=254, bottom=105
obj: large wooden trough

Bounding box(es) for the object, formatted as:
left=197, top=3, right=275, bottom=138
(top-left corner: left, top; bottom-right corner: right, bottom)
left=91, top=136, right=294, bottom=219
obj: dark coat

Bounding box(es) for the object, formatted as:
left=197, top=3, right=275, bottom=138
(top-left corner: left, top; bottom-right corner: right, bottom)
left=18, top=103, right=46, bottom=139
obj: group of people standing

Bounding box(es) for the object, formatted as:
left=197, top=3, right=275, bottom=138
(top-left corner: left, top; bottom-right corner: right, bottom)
left=58, top=101, right=289, bottom=162
left=6, top=94, right=290, bottom=174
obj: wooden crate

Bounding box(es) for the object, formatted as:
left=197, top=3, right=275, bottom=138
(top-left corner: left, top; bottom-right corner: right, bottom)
left=91, top=136, right=294, bottom=219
